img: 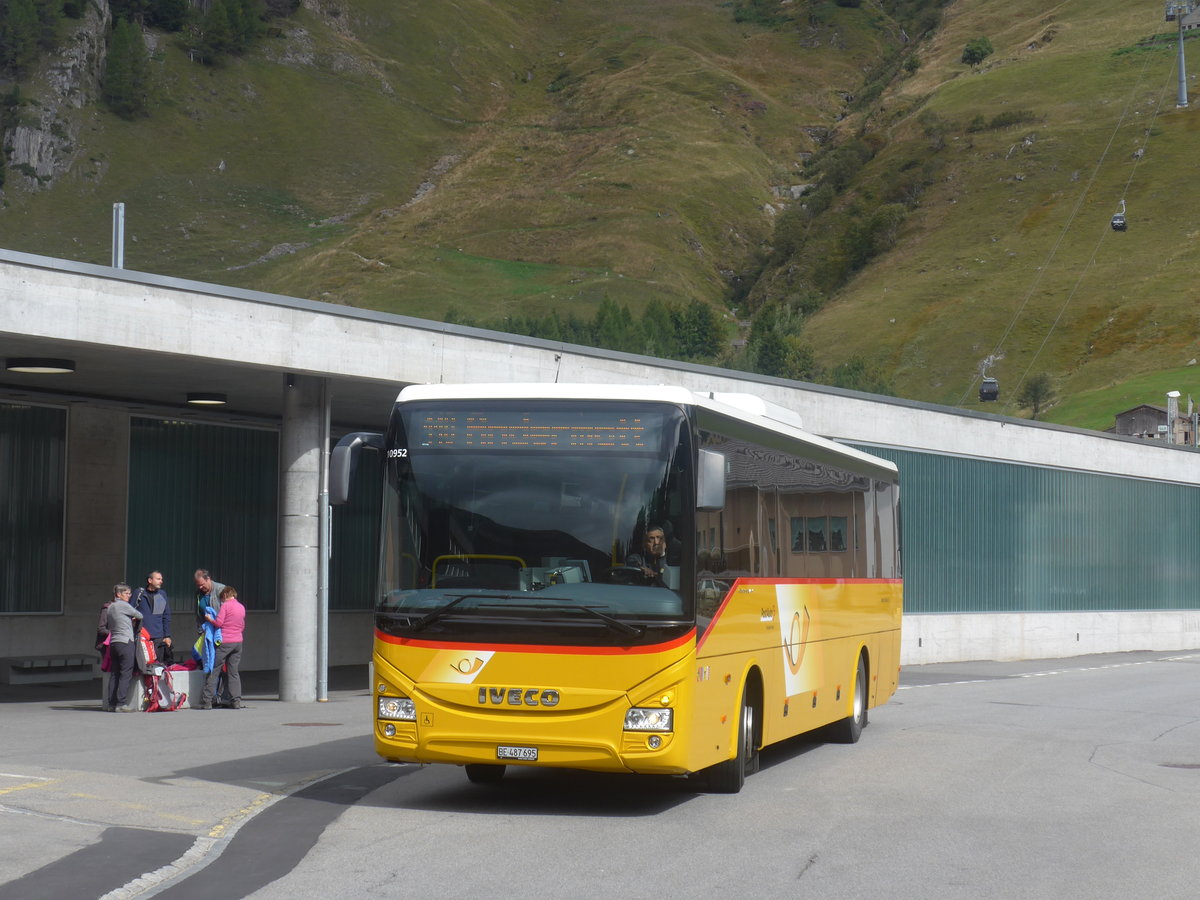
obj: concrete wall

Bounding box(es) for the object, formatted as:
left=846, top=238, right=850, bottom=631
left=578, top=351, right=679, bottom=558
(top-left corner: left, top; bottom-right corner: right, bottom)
left=903, top=611, right=1200, bottom=664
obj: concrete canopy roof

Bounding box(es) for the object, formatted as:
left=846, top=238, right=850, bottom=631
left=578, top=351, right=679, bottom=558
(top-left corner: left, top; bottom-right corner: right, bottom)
left=1, top=327, right=400, bottom=431
left=0, top=249, right=456, bottom=430
left=4, top=247, right=1200, bottom=488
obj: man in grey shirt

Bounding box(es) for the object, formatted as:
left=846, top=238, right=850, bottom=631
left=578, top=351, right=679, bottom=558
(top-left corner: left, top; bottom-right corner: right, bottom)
left=193, top=569, right=225, bottom=632
left=105, top=583, right=142, bottom=712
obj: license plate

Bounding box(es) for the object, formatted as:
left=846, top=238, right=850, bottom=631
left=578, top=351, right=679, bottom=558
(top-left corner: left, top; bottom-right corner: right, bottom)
left=497, top=745, right=538, bottom=761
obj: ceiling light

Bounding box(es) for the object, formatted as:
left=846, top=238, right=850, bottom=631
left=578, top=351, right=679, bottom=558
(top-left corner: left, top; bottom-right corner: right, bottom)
left=6, top=357, right=75, bottom=374
left=186, top=392, right=227, bottom=406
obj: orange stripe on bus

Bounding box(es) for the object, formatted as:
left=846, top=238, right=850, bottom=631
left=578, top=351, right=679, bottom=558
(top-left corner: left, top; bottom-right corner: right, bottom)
left=375, top=629, right=695, bottom=656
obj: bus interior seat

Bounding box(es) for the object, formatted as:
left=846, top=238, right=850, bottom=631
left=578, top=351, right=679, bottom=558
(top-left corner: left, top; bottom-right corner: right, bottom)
left=435, top=561, right=522, bottom=590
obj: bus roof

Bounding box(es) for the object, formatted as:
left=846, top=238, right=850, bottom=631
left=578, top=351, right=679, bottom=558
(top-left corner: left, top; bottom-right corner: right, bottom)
left=395, top=382, right=898, bottom=479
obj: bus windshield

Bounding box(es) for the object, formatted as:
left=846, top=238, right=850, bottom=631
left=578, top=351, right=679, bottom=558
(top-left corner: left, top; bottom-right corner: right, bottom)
left=376, top=400, right=693, bottom=646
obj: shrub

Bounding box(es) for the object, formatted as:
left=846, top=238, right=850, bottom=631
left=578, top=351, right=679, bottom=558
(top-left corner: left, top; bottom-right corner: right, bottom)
left=988, top=109, right=1037, bottom=129
left=1016, top=373, right=1056, bottom=419
left=962, top=36, right=993, bottom=66
left=733, top=0, right=791, bottom=26
left=830, top=356, right=894, bottom=395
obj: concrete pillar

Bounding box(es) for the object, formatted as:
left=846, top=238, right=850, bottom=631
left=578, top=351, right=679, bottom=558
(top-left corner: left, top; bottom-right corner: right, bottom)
left=278, top=374, right=325, bottom=701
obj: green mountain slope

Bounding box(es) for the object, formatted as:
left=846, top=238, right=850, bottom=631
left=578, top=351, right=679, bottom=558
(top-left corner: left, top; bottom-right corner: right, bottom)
left=2, top=0, right=1198, bottom=430
left=0, top=0, right=894, bottom=321
left=798, top=0, right=1200, bottom=422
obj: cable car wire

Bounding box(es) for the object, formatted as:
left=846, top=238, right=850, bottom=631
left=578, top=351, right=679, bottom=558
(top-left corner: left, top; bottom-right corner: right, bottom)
left=1002, top=54, right=1178, bottom=414
left=1004, top=67, right=1175, bottom=411
left=957, top=28, right=1173, bottom=408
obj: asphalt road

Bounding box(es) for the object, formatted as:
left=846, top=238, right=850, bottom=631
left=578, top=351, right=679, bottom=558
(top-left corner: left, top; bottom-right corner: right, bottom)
left=2, top=652, right=1198, bottom=899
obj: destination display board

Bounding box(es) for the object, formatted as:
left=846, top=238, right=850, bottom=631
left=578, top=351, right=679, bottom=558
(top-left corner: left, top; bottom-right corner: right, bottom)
left=409, top=410, right=663, bottom=451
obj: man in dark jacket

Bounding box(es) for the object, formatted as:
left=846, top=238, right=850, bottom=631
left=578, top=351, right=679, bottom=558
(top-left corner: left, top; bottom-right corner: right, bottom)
left=132, top=570, right=172, bottom=663
left=626, top=525, right=668, bottom=587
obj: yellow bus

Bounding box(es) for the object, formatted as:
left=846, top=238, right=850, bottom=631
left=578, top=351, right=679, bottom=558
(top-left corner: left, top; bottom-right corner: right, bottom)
left=332, top=383, right=901, bottom=792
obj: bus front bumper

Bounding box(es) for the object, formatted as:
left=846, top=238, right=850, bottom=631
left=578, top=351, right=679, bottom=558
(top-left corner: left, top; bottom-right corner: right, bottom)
left=375, top=719, right=689, bottom=776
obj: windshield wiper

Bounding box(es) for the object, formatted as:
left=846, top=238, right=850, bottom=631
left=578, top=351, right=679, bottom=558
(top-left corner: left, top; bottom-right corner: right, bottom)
left=576, top=604, right=645, bottom=637
left=477, top=599, right=645, bottom=637
left=408, top=593, right=484, bottom=632
left=399, top=594, right=646, bottom=638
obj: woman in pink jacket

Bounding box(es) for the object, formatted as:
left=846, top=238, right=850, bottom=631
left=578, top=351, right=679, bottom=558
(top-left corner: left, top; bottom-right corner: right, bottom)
left=198, top=585, right=245, bottom=710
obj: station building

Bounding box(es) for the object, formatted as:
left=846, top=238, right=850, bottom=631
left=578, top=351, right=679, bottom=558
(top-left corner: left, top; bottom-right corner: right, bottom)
left=3, top=249, right=1198, bottom=700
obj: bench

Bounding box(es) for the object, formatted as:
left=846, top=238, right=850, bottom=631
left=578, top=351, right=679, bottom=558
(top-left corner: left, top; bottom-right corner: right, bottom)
left=1, top=655, right=99, bottom=685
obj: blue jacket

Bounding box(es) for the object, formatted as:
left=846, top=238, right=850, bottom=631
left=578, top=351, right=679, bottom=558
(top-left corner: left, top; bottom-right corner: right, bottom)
left=131, top=587, right=171, bottom=641
left=193, top=606, right=223, bottom=673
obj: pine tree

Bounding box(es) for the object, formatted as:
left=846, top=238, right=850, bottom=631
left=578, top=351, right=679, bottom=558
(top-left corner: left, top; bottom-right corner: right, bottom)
left=1, top=0, right=42, bottom=76
left=110, top=1, right=150, bottom=25
left=593, top=297, right=635, bottom=352
left=198, top=0, right=234, bottom=63
left=147, top=0, right=191, bottom=31
left=639, top=300, right=674, bottom=357
left=675, top=299, right=724, bottom=360
left=230, top=0, right=266, bottom=52
left=102, top=18, right=150, bottom=119
left=35, top=0, right=64, bottom=51
left=745, top=303, right=816, bottom=381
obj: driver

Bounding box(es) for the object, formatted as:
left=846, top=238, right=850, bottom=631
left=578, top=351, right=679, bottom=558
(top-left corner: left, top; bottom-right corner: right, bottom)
left=626, top=525, right=668, bottom=587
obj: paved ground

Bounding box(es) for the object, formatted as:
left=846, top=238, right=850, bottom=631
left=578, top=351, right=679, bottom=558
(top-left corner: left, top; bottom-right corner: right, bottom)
left=0, top=667, right=382, bottom=899
left=2, top=651, right=1195, bottom=899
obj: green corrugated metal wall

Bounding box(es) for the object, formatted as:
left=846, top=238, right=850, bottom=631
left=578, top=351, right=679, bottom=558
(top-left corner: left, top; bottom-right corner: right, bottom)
left=127, top=418, right=278, bottom=612
left=126, top=418, right=379, bottom=614
left=0, top=403, right=65, bottom=613
left=864, top=446, right=1200, bottom=614
left=8, top=405, right=1197, bottom=619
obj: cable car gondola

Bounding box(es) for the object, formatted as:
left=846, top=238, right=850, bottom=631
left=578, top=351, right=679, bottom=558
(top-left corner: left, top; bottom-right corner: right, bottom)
left=1111, top=199, right=1126, bottom=232
left=980, top=377, right=999, bottom=402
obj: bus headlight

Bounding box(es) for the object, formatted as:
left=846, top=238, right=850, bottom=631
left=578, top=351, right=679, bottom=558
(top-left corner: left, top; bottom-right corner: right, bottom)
left=624, top=707, right=673, bottom=732
left=378, top=696, right=416, bottom=721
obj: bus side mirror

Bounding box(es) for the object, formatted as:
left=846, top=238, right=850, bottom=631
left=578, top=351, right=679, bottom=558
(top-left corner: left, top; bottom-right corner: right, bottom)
left=696, top=449, right=725, bottom=511
left=330, top=432, right=383, bottom=505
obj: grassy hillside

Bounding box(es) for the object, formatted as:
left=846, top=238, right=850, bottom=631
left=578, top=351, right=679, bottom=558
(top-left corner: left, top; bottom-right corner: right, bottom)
left=0, top=0, right=895, bottom=323
left=801, top=0, right=1200, bottom=419
left=3, top=0, right=1199, bottom=431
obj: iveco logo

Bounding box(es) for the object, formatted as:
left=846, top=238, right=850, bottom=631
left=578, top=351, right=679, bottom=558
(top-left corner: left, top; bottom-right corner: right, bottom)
left=477, top=687, right=561, bottom=707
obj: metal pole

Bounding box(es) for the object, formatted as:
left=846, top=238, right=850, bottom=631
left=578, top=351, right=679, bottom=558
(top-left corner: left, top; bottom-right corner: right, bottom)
left=317, top=378, right=331, bottom=701
left=111, top=202, right=125, bottom=268
left=1178, top=15, right=1189, bottom=108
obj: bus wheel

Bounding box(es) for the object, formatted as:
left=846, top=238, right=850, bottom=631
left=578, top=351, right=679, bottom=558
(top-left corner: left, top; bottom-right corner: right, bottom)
left=706, top=691, right=757, bottom=793
left=465, top=764, right=506, bottom=784
left=831, top=654, right=868, bottom=744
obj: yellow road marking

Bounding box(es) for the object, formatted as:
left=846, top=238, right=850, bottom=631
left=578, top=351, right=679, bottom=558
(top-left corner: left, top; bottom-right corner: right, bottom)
left=208, top=793, right=273, bottom=839
left=0, top=778, right=56, bottom=796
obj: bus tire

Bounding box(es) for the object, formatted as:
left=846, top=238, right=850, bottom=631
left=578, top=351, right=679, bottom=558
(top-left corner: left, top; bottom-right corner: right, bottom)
left=831, top=654, right=868, bottom=744
left=464, top=764, right=506, bottom=784
left=706, top=690, right=757, bottom=793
